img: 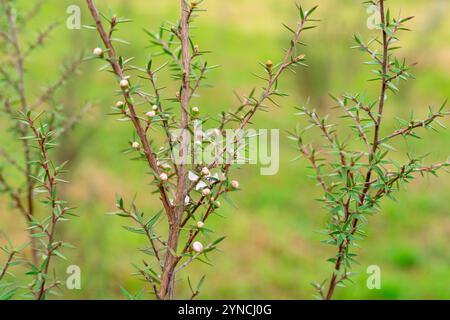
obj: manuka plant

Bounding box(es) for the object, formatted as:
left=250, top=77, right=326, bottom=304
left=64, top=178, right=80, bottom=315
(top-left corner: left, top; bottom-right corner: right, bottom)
left=85, top=0, right=317, bottom=299
left=0, top=0, right=82, bottom=299
left=291, top=0, right=449, bottom=300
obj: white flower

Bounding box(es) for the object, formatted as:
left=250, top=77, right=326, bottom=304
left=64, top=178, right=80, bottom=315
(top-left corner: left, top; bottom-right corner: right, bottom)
left=132, top=142, right=140, bottom=149
left=201, top=167, right=210, bottom=176
left=197, top=221, right=204, bottom=228
left=120, top=79, right=129, bottom=89
left=93, top=47, right=103, bottom=57
left=202, top=188, right=211, bottom=196
left=146, top=111, right=156, bottom=118
left=159, top=173, right=168, bottom=181
left=231, top=180, right=239, bottom=189
left=193, top=241, right=204, bottom=253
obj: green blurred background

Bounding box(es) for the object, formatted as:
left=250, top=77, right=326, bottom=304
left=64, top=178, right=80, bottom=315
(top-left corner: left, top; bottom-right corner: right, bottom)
left=1, top=0, right=449, bottom=299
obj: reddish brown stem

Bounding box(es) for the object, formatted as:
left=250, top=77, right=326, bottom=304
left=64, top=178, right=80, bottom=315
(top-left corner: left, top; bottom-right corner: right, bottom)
left=324, top=0, right=389, bottom=300
left=159, top=0, right=191, bottom=300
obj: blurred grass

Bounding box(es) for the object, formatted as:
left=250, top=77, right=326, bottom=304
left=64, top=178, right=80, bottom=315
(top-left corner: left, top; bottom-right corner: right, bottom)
left=0, top=0, right=449, bottom=299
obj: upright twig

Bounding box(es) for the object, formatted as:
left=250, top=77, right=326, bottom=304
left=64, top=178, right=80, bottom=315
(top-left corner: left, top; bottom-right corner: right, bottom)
left=86, top=0, right=318, bottom=300
left=294, top=0, right=449, bottom=300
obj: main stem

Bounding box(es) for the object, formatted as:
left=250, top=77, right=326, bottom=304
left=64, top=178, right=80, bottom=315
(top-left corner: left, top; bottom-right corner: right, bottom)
left=159, top=0, right=191, bottom=300
left=3, top=0, right=38, bottom=267
left=324, top=0, right=388, bottom=300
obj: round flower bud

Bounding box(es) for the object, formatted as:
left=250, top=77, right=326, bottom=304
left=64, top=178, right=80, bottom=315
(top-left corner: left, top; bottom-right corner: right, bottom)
left=93, top=47, right=103, bottom=57
left=266, top=60, right=273, bottom=69
left=192, top=241, right=203, bottom=253
left=231, top=180, right=239, bottom=189
left=159, top=173, right=168, bottom=181
left=152, top=105, right=159, bottom=111
left=115, top=101, right=125, bottom=108
left=201, top=167, right=210, bottom=176
left=146, top=111, right=156, bottom=118
left=132, top=142, right=140, bottom=150
left=214, top=200, right=221, bottom=208
left=120, top=79, right=129, bottom=89
left=202, top=188, right=211, bottom=196
left=191, top=107, right=199, bottom=114
left=197, top=221, right=204, bottom=229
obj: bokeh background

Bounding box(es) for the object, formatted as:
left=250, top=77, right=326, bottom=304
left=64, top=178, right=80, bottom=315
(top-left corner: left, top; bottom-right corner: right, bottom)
left=1, top=0, right=449, bottom=299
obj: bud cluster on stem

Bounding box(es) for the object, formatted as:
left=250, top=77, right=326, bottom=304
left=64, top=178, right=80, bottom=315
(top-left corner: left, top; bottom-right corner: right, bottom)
left=85, top=0, right=318, bottom=300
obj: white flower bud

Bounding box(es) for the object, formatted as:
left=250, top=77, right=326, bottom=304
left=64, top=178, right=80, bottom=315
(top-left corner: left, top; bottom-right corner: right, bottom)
left=192, top=241, right=203, bottom=253
left=132, top=142, right=140, bottom=150
left=192, top=107, right=199, bottom=114
left=152, top=105, right=159, bottom=111
left=159, top=173, right=168, bottom=181
left=201, top=167, right=210, bottom=176
left=93, top=47, right=103, bottom=57
left=231, top=180, right=239, bottom=189
left=120, top=79, right=129, bottom=89
left=202, top=188, right=211, bottom=196
left=214, top=200, right=221, bottom=208
left=146, top=111, right=156, bottom=118
left=115, top=101, right=125, bottom=108
left=197, top=221, right=204, bottom=229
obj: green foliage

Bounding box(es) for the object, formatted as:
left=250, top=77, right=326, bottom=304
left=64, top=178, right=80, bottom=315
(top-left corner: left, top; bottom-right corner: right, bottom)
left=292, top=0, right=449, bottom=300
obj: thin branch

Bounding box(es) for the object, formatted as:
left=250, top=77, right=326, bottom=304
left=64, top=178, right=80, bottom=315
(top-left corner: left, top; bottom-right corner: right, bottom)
left=22, top=22, right=58, bottom=60
left=379, top=112, right=448, bottom=143
left=30, top=53, right=84, bottom=109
